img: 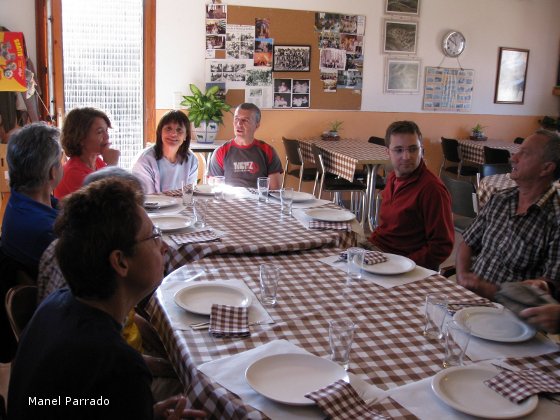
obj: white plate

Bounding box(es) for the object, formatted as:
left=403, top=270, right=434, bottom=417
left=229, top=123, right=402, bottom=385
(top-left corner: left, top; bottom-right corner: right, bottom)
left=304, top=208, right=355, bottom=222
left=361, top=253, right=416, bottom=275
left=453, top=307, right=536, bottom=342
left=144, top=195, right=178, bottom=209
left=174, top=282, right=252, bottom=315
left=431, top=366, right=538, bottom=418
left=245, top=353, right=349, bottom=406
left=194, top=184, right=215, bottom=195
left=150, top=215, right=193, bottom=232
left=270, top=191, right=316, bottom=203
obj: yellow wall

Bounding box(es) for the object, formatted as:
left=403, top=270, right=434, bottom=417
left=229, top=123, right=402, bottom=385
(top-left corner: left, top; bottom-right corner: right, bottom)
left=156, top=109, right=538, bottom=180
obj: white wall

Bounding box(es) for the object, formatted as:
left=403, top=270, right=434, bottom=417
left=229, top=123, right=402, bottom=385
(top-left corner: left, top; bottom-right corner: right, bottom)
left=1, top=0, right=37, bottom=64
left=157, top=0, right=560, bottom=116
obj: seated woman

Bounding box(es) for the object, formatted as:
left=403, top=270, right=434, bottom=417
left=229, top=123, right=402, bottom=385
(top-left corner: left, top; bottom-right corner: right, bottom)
left=54, top=107, right=120, bottom=199
left=132, top=110, right=198, bottom=194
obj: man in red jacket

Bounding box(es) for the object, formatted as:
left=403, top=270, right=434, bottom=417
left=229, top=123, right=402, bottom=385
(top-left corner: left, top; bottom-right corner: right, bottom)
left=369, top=121, right=454, bottom=270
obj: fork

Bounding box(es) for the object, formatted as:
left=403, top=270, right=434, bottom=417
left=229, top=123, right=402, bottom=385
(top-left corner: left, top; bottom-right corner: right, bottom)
left=190, top=320, right=275, bottom=330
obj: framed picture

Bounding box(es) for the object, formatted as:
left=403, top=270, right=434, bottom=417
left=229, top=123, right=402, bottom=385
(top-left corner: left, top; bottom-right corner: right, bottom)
left=385, top=57, right=421, bottom=93
left=384, top=20, right=418, bottom=54
left=273, top=45, right=311, bottom=72
left=494, top=47, right=529, bottom=104
left=385, top=0, right=420, bottom=16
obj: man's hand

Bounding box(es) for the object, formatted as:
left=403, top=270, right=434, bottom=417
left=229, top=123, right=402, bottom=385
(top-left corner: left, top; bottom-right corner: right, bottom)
left=521, top=279, right=550, bottom=294
left=457, top=271, right=497, bottom=300
left=520, top=304, right=560, bottom=334
left=153, top=395, right=206, bottom=420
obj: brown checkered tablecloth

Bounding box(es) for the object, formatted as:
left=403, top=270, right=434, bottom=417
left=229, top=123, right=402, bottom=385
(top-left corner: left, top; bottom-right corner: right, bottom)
left=298, top=137, right=389, bottom=182
left=163, top=198, right=354, bottom=271
left=147, top=248, right=485, bottom=419
left=459, top=139, right=520, bottom=165
left=477, top=173, right=516, bottom=207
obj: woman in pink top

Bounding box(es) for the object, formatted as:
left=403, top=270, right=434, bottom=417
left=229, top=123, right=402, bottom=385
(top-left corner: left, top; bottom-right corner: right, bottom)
left=54, top=107, right=120, bottom=198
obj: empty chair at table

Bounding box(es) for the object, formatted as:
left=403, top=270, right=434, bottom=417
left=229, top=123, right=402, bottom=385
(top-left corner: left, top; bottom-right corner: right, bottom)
left=441, top=175, right=477, bottom=234
left=513, top=137, right=524, bottom=144
left=367, top=136, right=389, bottom=224
left=439, top=137, right=479, bottom=179
left=476, top=163, right=512, bottom=187
left=483, top=146, right=510, bottom=164
left=281, top=137, right=317, bottom=192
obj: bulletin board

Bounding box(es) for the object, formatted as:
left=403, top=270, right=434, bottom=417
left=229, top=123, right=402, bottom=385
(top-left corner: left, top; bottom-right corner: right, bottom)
left=216, top=6, right=363, bottom=110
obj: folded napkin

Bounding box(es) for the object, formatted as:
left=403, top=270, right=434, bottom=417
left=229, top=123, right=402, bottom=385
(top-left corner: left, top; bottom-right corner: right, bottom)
left=170, top=229, right=221, bottom=245
left=209, top=304, right=250, bottom=338
left=339, top=250, right=388, bottom=265
left=484, top=369, right=560, bottom=403
left=495, top=283, right=558, bottom=317
left=309, top=220, right=350, bottom=231
left=304, top=379, right=388, bottom=420
left=163, top=189, right=182, bottom=197
left=447, top=298, right=496, bottom=314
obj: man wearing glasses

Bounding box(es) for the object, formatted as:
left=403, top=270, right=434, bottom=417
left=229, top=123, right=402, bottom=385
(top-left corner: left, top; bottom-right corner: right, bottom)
left=368, top=121, right=454, bottom=270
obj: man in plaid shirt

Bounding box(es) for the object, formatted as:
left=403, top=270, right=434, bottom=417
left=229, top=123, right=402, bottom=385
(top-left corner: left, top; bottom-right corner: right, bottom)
left=457, top=130, right=560, bottom=301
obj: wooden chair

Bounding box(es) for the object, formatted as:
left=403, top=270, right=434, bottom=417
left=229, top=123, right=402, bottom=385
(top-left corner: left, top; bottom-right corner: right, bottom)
left=476, top=163, right=512, bottom=187
left=439, top=137, right=479, bottom=179
left=483, top=146, right=510, bottom=164
left=281, top=137, right=317, bottom=192
left=5, top=285, right=38, bottom=341
left=441, top=175, right=477, bottom=233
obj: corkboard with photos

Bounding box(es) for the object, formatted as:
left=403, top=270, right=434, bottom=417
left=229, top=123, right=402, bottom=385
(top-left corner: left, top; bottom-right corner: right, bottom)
left=204, top=3, right=366, bottom=110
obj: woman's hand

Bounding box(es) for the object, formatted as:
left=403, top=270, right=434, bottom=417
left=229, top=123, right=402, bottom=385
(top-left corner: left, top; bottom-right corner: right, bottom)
left=153, top=395, right=206, bottom=420
left=102, top=146, right=120, bottom=165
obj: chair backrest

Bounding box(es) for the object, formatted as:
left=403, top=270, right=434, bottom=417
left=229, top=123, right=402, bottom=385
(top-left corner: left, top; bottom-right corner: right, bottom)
left=440, top=137, right=461, bottom=163
left=368, top=136, right=385, bottom=146
left=480, top=163, right=512, bottom=178
left=310, top=144, right=325, bottom=176
left=282, top=137, right=303, bottom=166
left=483, top=146, right=510, bottom=164
left=513, top=137, right=524, bottom=144
left=441, top=175, right=477, bottom=218
left=5, top=285, right=38, bottom=341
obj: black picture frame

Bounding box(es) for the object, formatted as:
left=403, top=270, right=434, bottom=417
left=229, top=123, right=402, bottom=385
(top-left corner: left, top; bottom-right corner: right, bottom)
left=272, top=45, right=311, bottom=72
left=494, top=47, right=529, bottom=104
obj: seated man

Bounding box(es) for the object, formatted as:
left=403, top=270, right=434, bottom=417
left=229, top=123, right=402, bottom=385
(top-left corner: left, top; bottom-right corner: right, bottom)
left=1, top=122, right=62, bottom=277
left=8, top=179, right=205, bottom=419
left=208, top=103, right=283, bottom=189
left=457, top=130, right=560, bottom=300
left=369, top=121, right=454, bottom=270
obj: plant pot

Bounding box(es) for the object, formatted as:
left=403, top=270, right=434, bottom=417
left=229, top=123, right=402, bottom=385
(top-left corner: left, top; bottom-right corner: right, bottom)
left=192, top=121, right=219, bottom=144
left=470, top=131, right=487, bottom=141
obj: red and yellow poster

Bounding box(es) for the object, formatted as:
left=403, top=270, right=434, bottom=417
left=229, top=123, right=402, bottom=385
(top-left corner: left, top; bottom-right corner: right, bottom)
left=0, top=32, right=27, bottom=92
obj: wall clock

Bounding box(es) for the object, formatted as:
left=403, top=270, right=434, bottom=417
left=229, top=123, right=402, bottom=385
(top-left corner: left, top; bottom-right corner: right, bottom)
left=442, top=31, right=466, bottom=57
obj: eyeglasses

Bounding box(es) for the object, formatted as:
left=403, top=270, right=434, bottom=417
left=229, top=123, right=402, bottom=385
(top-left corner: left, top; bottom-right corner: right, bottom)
left=136, top=225, right=162, bottom=245
left=389, top=145, right=422, bottom=155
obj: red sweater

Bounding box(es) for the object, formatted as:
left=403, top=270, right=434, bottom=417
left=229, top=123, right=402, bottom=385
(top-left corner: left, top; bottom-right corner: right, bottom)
left=369, top=160, right=454, bottom=270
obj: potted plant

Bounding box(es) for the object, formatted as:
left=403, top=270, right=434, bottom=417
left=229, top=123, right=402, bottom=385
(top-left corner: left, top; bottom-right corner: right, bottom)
left=180, top=84, right=231, bottom=143
left=470, top=123, right=487, bottom=141
left=322, top=120, right=343, bottom=140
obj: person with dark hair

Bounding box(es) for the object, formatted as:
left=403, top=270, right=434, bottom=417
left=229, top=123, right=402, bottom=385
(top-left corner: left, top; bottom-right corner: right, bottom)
left=368, top=121, right=454, bottom=270
left=54, top=107, right=120, bottom=199
left=132, top=110, right=198, bottom=194
left=208, top=103, right=282, bottom=189
left=8, top=178, right=206, bottom=420
left=457, top=130, right=560, bottom=300
left=1, top=122, right=62, bottom=276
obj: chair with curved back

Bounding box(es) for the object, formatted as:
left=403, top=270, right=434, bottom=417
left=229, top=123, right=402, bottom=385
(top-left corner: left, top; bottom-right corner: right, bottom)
left=513, top=137, right=524, bottom=144
left=439, top=137, right=479, bottom=179
left=441, top=175, right=477, bottom=234
left=5, top=285, right=38, bottom=341
left=281, top=137, right=318, bottom=192
left=368, top=136, right=385, bottom=147
left=476, top=163, right=512, bottom=188
left=483, top=146, right=510, bottom=164
left=311, top=144, right=366, bottom=215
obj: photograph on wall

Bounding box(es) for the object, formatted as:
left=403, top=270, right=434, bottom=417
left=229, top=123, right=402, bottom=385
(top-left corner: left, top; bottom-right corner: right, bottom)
left=0, top=31, right=27, bottom=92
left=345, top=53, right=363, bottom=71
left=385, top=57, right=421, bottom=93
left=226, top=25, right=254, bottom=59
left=255, top=18, right=270, bottom=39
left=206, top=19, right=226, bottom=35
left=273, top=93, right=291, bottom=108
left=206, top=35, right=226, bottom=50
left=206, top=59, right=252, bottom=89
left=206, top=3, right=227, bottom=19
left=273, top=45, right=311, bottom=72
left=314, top=13, right=341, bottom=33
left=246, top=68, right=272, bottom=86
left=320, top=70, right=338, bottom=92
left=292, top=79, right=310, bottom=94
left=340, top=15, right=358, bottom=34
left=318, top=31, right=340, bottom=49
left=274, top=78, right=292, bottom=93
left=319, top=48, right=346, bottom=71
left=384, top=20, right=418, bottom=54
left=337, top=70, right=362, bottom=90
left=494, top=47, right=529, bottom=104
left=386, top=0, right=420, bottom=16
left=245, top=86, right=273, bottom=109
left=292, top=94, right=309, bottom=108
left=254, top=38, right=273, bottom=67
left=340, top=34, right=363, bottom=53
left=422, top=66, right=474, bottom=112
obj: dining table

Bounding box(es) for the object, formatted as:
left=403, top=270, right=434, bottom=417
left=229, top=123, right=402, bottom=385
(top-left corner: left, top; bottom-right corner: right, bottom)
left=458, top=139, right=520, bottom=165
left=296, top=137, right=390, bottom=231
left=146, top=242, right=560, bottom=419
left=477, top=173, right=516, bottom=207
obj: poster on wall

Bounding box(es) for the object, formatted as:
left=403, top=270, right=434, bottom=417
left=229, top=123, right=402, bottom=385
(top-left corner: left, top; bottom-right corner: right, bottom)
left=206, top=59, right=252, bottom=89
left=385, top=57, right=421, bottom=94
left=226, top=25, right=254, bottom=59
left=0, top=32, right=27, bottom=92
left=385, top=0, right=420, bottom=16
left=422, top=66, right=474, bottom=112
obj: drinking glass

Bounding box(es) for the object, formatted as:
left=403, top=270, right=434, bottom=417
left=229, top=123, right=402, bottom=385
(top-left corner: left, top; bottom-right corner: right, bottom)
left=280, top=187, right=294, bottom=216
left=423, top=294, right=448, bottom=340
left=346, top=247, right=365, bottom=279
left=193, top=199, right=208, bottom=228
left=259, top=263, right=280, bottom=305
left=181, top=180, right=195, bottom=206
left=329, top=319, right=355, bottom=370
left=257, top=177, right=270, bottom=203
left=443, top=319, right=471, bottom=367
left=211, top=176, right=225, bottom=201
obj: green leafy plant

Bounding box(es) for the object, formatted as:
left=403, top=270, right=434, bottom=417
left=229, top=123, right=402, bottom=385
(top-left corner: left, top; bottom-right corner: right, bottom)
left=471, top=123, right=487, bottom=134
left=180, top=84, right=231, bottom=128
left=328, top=120, right=344, bottom=133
